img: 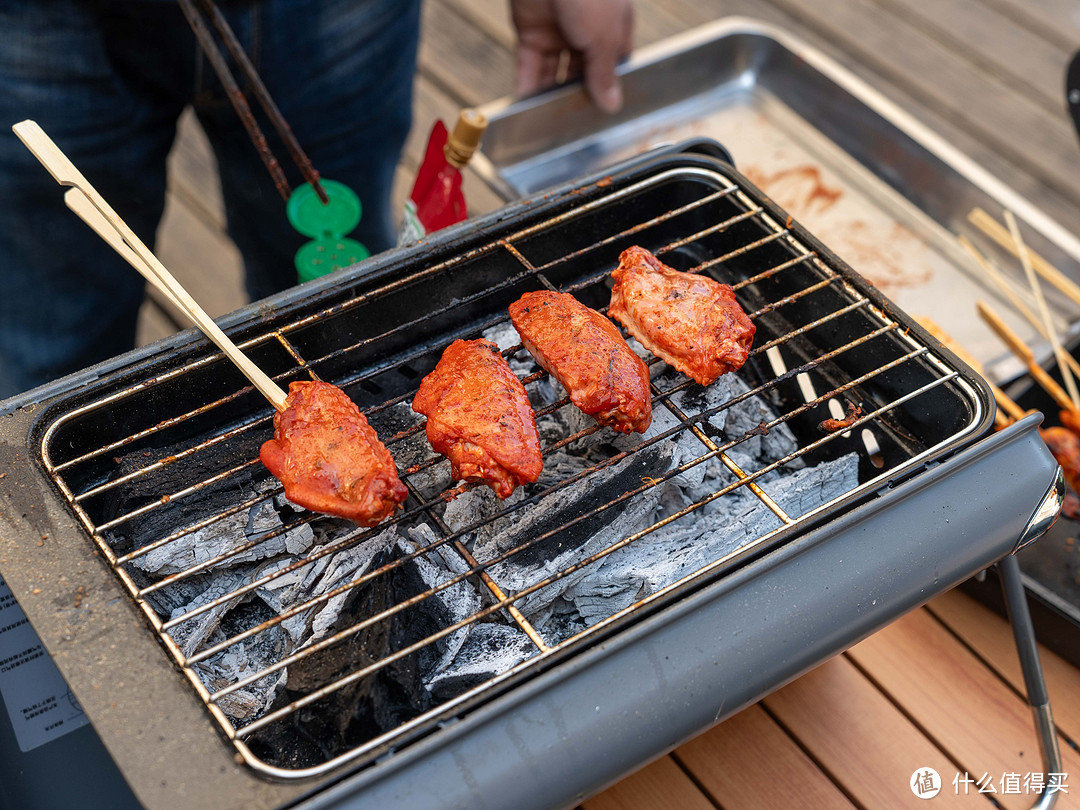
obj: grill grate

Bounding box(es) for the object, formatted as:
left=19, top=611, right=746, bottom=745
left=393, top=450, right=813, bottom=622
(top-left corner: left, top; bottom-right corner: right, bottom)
left=38, top=163, right=984, bottom=777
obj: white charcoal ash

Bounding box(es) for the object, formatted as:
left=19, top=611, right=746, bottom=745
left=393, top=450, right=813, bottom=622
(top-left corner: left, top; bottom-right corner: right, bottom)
left=191, top=638, right=287, bottom=722
left=261, top=526, right=402, bottom=647
left=129, top=480, right=316, bottom=577
left=539, top=452, right=860, bottom=639
left=401, top=523, right=542, bottom=700
left=466, top=439, right=673, bottom=620
left=425, top=623, right=538, bottom=702
left=161, top=517, right=402, bottom=722
left=166, top=567, right=255, bottom=659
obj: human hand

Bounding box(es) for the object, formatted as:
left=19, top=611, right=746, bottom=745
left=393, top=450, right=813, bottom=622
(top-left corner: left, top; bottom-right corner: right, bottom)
left=510, top=0, right=634, bottom=113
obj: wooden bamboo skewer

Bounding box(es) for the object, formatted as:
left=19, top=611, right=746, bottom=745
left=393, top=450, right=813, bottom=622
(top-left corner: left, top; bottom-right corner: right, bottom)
left=958, top=234, right=1080, bottom=391
left=977, top=299, right=1080, bottom=424
left=1004, top=209, right=1080, bottom=410
left=969, top=207, right=1080, bottom=309
left=12, top=120, right=288, bottom=412
left=916, top=315, right=1027, bottom=429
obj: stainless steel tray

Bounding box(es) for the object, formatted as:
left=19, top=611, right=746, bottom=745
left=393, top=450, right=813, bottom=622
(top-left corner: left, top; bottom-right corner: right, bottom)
left=473, top=17, right=1080, bottom=383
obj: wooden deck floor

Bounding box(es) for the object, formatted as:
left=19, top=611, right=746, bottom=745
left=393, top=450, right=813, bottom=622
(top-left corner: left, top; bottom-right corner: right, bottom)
left=146, top=1, right=1080, bottom=807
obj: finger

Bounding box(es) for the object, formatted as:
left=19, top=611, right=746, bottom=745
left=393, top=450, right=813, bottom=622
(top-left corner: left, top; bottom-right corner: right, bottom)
left=516, top=47, right=561, bottom=97
left=562, top=51, right=584, bottom=84
left=581, top=2, right=632, bottom=113
left=582, top=45, right=622, bottom=114
left=618, top=2, right=634, bottom=59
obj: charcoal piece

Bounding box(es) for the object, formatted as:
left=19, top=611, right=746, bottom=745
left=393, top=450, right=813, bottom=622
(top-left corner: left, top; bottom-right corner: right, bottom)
left=259, top=526, right=400, bottom=646
left=441, top=485, right=524, bottom=535
left=193, top=637, right=288, bottom=722
left=546, top=453, right=861, bottom=640
left=425, top=623, right=538, bottom=702
left=100, top=433, right=266, bottom=557
left=721, top=375, right=800, bottom=467
left=653, top=367, right=736, bottom=435
left=761, top=452, right=860, bottom=519
left=405, top=525, right=482, bottom=627
left=366, top=401, right=429, bottom=471
left=470, top=444, right=671, bottom=620
left=167, top=567, right=255, bottom=658
left=277, top=540, right=451, bottom=762
left=130, top=486, right=315, bottom=576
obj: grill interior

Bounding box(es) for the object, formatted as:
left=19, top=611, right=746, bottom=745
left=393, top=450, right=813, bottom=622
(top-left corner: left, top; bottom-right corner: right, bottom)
left=33, top=158, right=986, bottom=778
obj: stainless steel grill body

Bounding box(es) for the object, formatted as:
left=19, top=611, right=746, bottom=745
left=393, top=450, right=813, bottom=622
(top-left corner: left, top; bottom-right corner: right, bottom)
left=0, top=148, right=1060, bottom=810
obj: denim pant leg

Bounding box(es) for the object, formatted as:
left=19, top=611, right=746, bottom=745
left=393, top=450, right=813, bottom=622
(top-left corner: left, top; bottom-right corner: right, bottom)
left=194, top=0, right=422, bottom=302
left=0, top=1, right=188, bottom=398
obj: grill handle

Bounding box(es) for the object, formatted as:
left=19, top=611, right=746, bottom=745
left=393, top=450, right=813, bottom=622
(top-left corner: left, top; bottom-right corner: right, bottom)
left=999, top=553, right=1062, bottom=809
left=1014, top=467, right=1065, bottom=553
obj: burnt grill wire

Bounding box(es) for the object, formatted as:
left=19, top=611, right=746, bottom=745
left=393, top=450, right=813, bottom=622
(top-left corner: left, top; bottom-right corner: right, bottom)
left=39, top=166, right=983, bottom=778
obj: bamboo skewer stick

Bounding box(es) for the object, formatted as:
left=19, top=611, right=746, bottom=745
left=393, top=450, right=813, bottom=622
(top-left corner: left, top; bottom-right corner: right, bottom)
left=12, top=120, right=288, bottom=411
left=957, top=235, right=1072, bottom=346
left=969, top=207, right=1080, bottom=309
left=1004, top=210, right=1080, bottom=410
left=977, top=299, right=1080, bottom=422
left=916, top=315, right=1027, bottom=429
left=958, top=233, right=1080, bottom=393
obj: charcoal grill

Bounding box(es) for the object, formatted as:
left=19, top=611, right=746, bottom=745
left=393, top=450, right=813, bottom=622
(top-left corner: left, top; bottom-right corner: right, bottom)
left=0, top=147, right=1064, bottom=810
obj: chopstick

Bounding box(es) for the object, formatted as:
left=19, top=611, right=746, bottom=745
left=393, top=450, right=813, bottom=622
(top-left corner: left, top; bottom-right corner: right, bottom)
left=13, top=120, right=288, bottom=412
left=916, top=315, right=1027, bottom=429
left=1005, top=209, right=1080, bottom=410
left=977, top=299, right=1080, bottom=422
left=179, top=0, right=328, bottom=204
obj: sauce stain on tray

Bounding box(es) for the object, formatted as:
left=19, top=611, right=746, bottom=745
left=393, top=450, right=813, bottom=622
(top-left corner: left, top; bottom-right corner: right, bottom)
left=743, top=165, right=842, bottom=214
left=744, top=162, right=934, bottom=297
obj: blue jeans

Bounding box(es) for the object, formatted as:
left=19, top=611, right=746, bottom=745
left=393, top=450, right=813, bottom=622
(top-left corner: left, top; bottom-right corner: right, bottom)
left=0, top=0, right=420, bottom=398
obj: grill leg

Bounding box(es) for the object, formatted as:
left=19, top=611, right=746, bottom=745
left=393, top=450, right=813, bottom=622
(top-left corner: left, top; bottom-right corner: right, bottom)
left=998, top=554, right=1063, bottom=810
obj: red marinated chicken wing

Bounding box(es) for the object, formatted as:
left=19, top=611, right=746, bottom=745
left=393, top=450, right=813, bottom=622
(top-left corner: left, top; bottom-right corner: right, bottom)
left=260, top=381, right=408, bottom=525
left=509, top=291, right=651, bottom=433
left=608, top=246, right=755, bottom=386
left=412, top=339, right=543, bottom=498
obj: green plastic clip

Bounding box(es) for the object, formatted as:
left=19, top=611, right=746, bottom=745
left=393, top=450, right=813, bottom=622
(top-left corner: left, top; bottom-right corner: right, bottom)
left=287, top=179, right=368, bottom=281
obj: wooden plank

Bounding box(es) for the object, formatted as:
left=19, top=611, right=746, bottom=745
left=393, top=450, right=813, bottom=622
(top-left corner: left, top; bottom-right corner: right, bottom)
left=167, top=108, right=227, bottom=231
left=135, top=298, right=181, bottom=348
left=581, top=755, right=715, bottom=810
left=674, top=704, right=858, bottom=809
left=418, top=0, right=516, bottom=107
left=751, top=0, right=1080, bottom=207
left=872, top=0, right=1072, bottom=115
left=154, top=189, right=247, bottom=321
left=764, top=655, right=993, bottom=808
left=446, top=0, right=689, bottom=53
left=978, top=0, right=1080, bottom=54
left=927, top=588, right=1080, bottom=746
left=848, top=607, right=1080, bottom=810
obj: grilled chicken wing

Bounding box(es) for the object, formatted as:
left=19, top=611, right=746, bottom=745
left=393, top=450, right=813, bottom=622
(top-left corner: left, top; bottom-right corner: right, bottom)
left=608, top=246, right=756, bottom=386
left=412, top=339, right=543, bottom=498
left=509, top=291, right=652, bottom=433
left=260, top=380, right=407, bottom=525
